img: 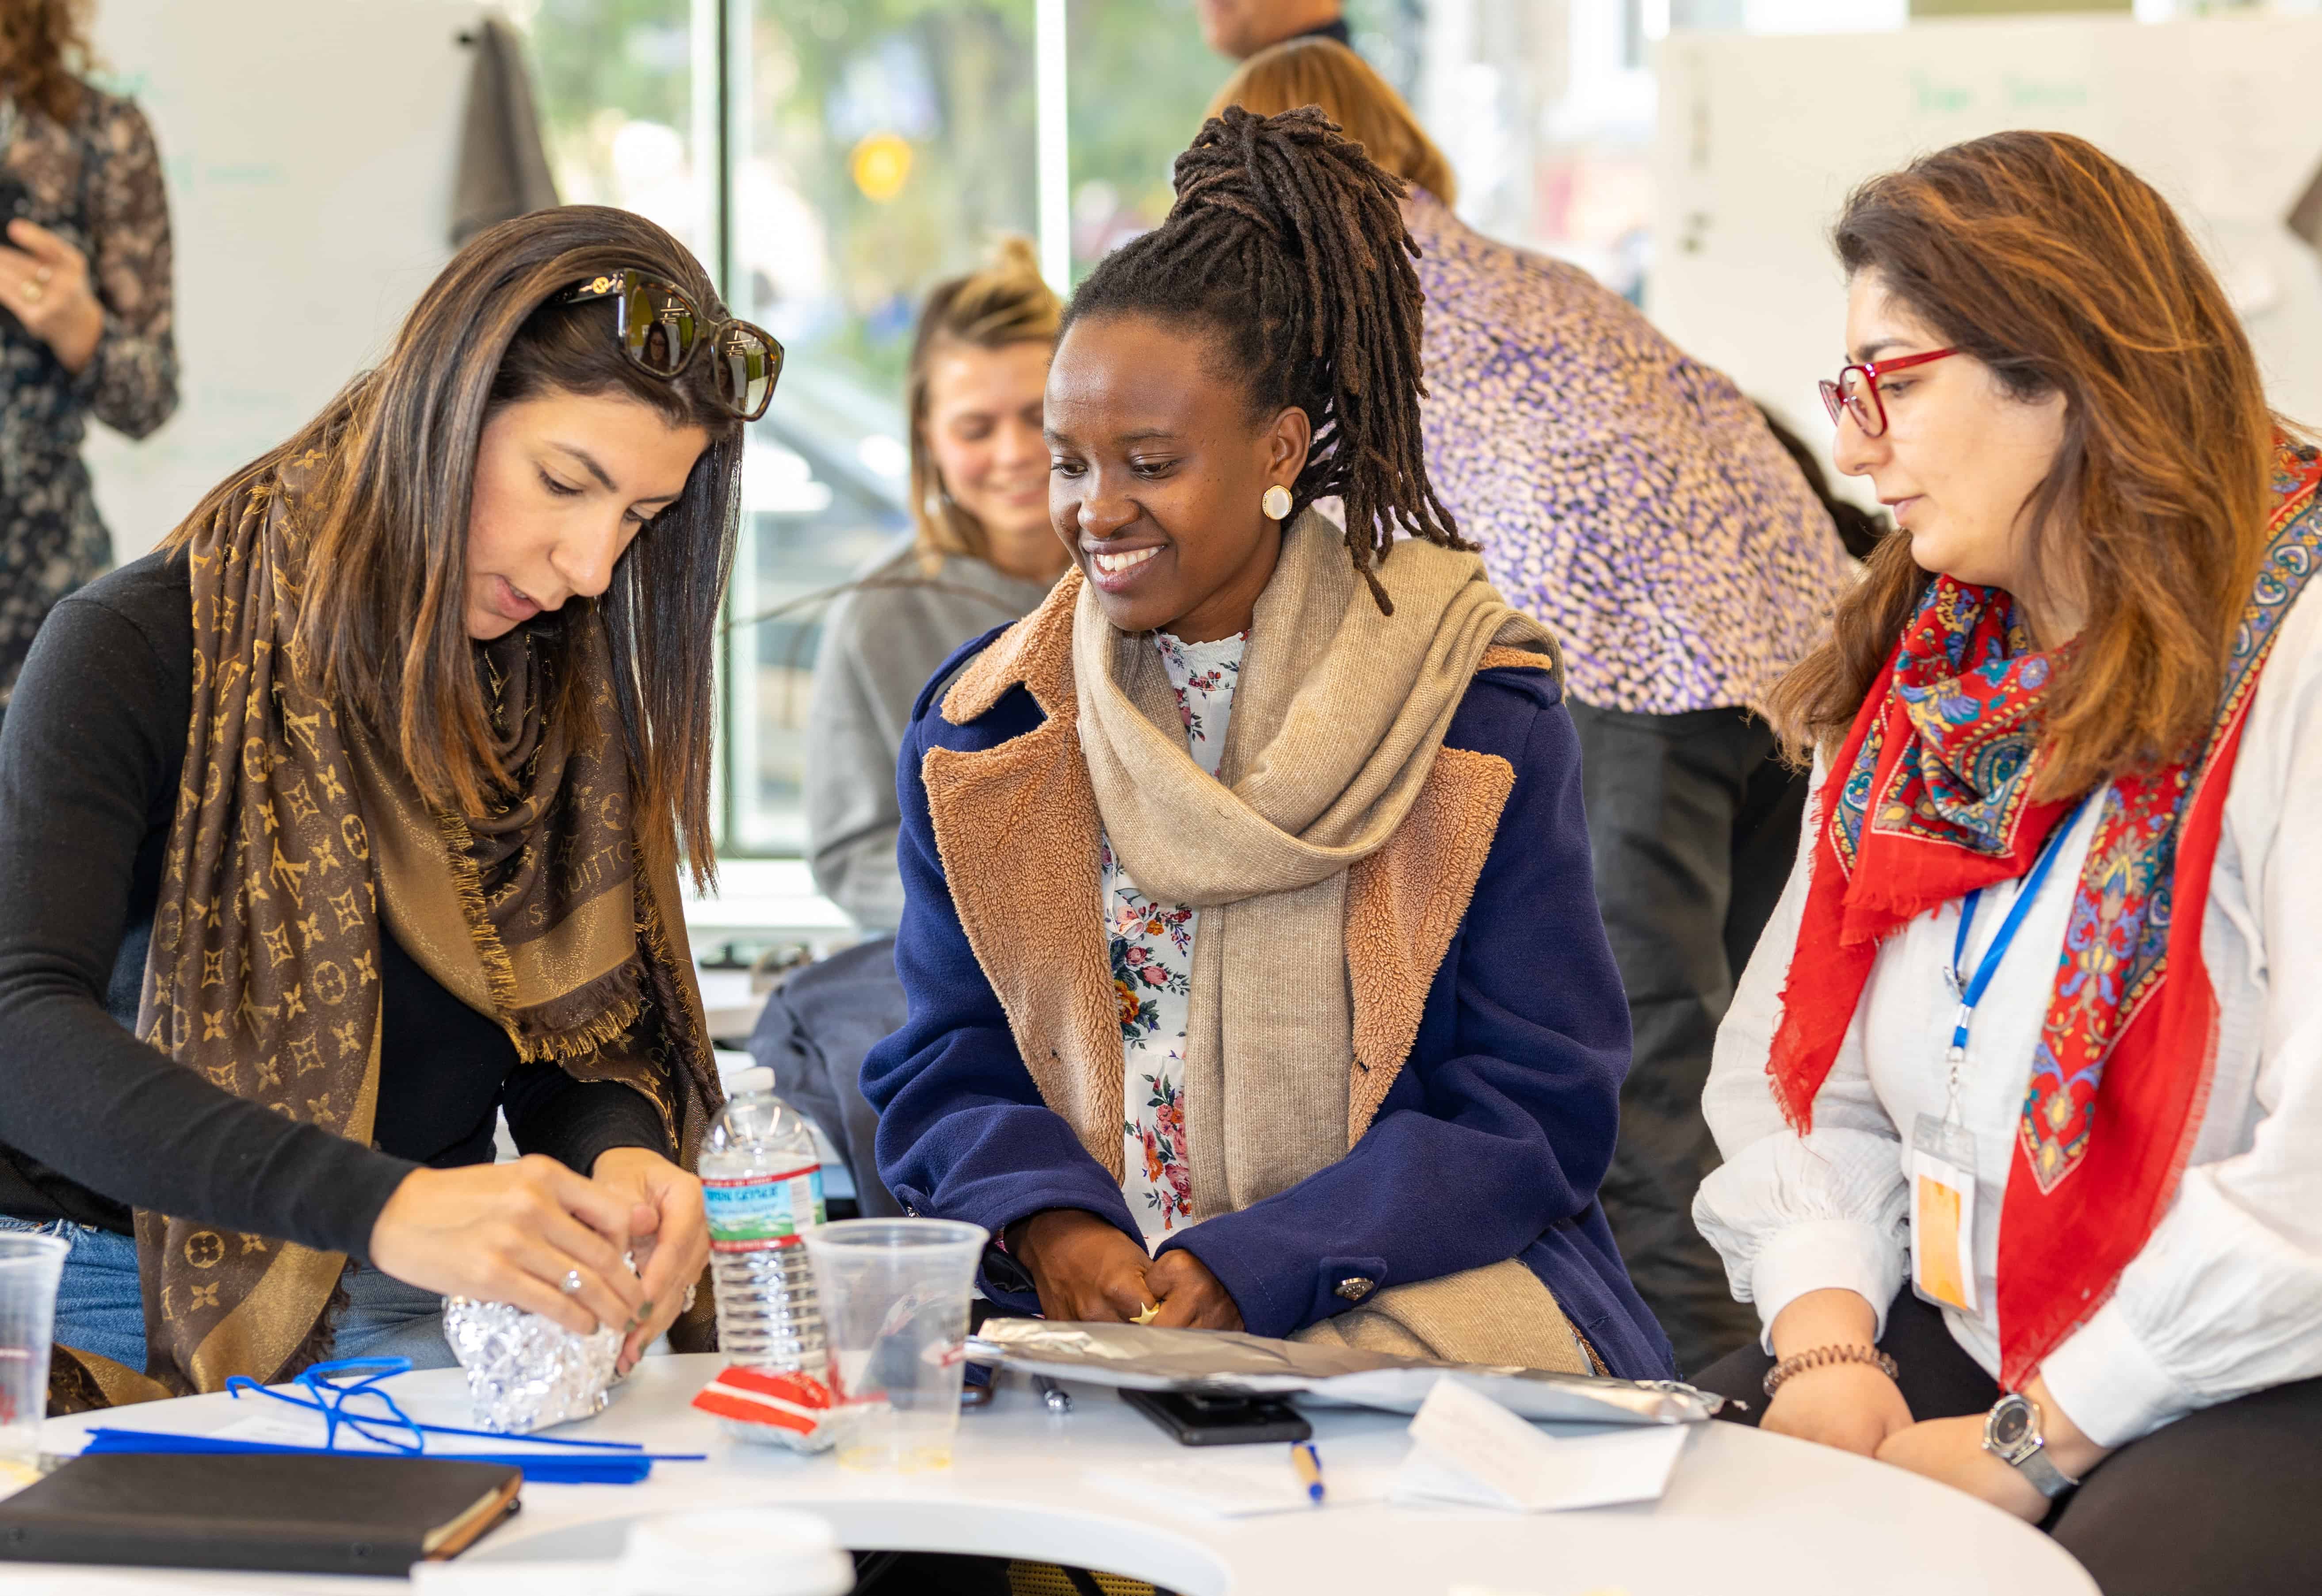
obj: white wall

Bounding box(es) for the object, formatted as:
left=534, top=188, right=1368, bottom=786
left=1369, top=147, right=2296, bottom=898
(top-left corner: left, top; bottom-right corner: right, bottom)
left=1649, top=12, right=2322, bottom=493
left=82, top=0, right=479, bottom=561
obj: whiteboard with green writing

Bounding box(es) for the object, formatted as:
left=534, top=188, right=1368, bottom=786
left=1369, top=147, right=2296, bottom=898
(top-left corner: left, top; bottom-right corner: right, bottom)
left=1649, top=12, right=2322, bottom=489
left=78, top=0, right=474, bottom=561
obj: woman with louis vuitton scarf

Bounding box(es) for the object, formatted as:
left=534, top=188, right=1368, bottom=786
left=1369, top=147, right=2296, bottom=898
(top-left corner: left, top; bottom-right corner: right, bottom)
left=0, top=206, right=779, bottom=1403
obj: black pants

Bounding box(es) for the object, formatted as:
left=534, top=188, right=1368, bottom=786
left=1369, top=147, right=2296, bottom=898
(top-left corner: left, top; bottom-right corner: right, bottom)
left=1567, top=701, right=1804, bottom=1376
left=1693, top=1290, right=2322, bottom=1596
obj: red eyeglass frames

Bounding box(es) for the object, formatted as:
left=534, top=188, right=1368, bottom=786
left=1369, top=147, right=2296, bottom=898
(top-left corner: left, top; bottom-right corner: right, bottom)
left=1818, top=347, right=1959, bottom=438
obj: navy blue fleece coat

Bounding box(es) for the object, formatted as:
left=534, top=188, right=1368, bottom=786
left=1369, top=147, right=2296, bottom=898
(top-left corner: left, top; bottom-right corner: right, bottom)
left=862, top=630, right=1675, bottom=1380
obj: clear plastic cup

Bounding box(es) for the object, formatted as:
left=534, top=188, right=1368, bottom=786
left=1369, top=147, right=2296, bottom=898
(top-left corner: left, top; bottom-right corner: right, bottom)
left=0, top=1232, right=68, bottom=1485
left=799, top=1218, right=987, bottom=1473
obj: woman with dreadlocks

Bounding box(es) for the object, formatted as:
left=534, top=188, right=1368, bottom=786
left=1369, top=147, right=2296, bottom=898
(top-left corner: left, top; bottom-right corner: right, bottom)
left=862, top=107, right=1670, bottom=1378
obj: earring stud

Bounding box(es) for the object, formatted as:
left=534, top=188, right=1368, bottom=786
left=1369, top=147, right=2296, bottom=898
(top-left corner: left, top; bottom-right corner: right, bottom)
left=1261, top=484, right=1292, bottom=520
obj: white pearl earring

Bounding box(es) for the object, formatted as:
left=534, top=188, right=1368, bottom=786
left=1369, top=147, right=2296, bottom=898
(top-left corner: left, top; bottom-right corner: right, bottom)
left=1261, top=484, right=1293, bottom=521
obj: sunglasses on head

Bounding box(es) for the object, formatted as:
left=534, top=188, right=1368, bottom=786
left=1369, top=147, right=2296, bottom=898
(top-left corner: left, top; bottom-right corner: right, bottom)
left=561, top=270, right=784, bottom=421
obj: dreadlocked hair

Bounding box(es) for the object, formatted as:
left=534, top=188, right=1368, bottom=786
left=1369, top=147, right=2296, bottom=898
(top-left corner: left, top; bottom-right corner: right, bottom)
left=1062, top=104, right=1467, bottom=615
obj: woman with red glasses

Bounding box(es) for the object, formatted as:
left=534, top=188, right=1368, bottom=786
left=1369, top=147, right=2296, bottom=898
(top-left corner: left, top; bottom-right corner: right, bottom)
left=1689, top=130, right=2322, bottom=1593
left=0, top=206, right=776, bottom=1407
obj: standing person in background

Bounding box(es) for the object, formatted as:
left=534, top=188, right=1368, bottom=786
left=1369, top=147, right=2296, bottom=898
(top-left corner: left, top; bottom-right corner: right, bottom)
left=1196, top=0, right=1349, bottom=61
left=0, top=0, right=176, bottom=713
left=1212, top=39, right=1855, bottom=1375
left=777, top=237, right=1066, bottom=1215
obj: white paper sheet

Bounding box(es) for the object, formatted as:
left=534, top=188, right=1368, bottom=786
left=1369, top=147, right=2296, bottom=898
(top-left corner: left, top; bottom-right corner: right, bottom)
left=1391, top=1376, right=1690, bottom=1513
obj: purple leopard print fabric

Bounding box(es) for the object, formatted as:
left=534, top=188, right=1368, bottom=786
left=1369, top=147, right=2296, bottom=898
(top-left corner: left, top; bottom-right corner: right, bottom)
left=1408, top=189, right=1851, bottom=714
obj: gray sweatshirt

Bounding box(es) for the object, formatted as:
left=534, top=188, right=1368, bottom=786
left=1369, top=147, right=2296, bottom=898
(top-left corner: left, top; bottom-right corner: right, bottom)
left=805, top=541, right=1056, bottom=930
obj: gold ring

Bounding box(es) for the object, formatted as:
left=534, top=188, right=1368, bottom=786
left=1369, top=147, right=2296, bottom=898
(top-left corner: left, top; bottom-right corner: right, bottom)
left=19, top=279, right=42, bottom=304
left=1132, top=1301, right=1161, bottom=1326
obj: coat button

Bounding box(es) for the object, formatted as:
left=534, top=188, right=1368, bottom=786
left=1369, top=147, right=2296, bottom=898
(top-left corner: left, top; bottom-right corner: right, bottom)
left=1334, top=1276, right=1376, bottom=1302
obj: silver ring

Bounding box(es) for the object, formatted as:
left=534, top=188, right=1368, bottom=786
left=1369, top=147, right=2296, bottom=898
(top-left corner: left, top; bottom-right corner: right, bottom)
left=561, top=1268, right=584, bottom=1295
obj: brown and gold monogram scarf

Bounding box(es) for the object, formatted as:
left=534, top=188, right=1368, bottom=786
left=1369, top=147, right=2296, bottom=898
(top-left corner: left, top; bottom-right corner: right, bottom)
left=57, top=449, right=721, bottom=1406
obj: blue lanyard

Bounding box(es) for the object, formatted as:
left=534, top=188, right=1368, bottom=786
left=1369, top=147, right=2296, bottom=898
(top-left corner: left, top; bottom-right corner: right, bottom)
left=1945, top=800, right=2087, bottom=1075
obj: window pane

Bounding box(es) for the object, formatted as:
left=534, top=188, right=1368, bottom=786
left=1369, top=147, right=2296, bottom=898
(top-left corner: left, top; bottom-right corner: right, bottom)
left=1066, top=1, right=1426, bottom=279
left=523, top=0, right=713, bottom=260
left=726, top=0, right=1040, bottom=855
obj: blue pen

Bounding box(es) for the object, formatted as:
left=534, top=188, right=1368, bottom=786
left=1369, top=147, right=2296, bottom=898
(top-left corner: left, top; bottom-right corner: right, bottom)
left=1290, top=1439, right=1324, bottom=1505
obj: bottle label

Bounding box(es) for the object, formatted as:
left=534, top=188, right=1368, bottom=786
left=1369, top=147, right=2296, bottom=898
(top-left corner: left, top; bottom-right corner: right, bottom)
left=704, top=1165, right=825, bottom=1252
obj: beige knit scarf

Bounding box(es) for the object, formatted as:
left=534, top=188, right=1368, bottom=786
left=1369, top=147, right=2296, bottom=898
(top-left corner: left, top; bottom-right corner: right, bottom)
left=1073, top=515, right=1589, bottom=1372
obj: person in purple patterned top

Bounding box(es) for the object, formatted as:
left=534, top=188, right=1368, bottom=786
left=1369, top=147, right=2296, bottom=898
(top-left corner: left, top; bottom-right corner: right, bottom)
left=1214, top=40, right=1856, bottom=1373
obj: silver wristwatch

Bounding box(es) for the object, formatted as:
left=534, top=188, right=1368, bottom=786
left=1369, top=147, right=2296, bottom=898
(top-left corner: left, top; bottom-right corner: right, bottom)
left=1982, top=1392, right=2078, bottom=1498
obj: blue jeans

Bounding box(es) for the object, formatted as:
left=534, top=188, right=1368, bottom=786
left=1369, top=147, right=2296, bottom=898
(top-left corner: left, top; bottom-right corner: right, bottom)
left=0, top=1215, right=455, bottom=1372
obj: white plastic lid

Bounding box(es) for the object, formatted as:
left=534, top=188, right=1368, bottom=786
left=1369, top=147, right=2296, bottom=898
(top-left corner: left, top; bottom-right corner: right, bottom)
left=615, top=1508, right=853, bottom=1596
left=724, top=1064, right=777, bottom=1097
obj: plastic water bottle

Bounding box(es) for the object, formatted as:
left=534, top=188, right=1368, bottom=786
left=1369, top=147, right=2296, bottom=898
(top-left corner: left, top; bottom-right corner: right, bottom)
left=701, top=1067, right=827, bottom=1376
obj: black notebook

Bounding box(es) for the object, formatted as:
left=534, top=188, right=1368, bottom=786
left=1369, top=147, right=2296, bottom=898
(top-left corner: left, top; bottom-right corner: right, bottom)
left=0, top=1452, right=522, bottom=1575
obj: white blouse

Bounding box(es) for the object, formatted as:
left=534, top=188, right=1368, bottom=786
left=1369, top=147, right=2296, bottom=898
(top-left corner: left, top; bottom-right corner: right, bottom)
left=1102, top=631, right=1245, bottom=1248
left=1696, top=580, right=2322, bottom=1448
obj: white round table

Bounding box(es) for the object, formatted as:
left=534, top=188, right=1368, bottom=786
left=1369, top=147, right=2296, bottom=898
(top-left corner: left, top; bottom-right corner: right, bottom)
left=28, top=1353, right=2097, bottom=1595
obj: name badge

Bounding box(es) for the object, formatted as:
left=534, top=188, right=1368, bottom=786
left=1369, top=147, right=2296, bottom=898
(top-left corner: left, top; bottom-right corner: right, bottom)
left=1909, top=1112, right=1979, bottom=1313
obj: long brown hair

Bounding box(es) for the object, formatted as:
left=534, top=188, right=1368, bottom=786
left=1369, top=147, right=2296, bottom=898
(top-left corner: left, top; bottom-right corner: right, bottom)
left=164, top=206, right=742, bottom=883
left=1207, top=37, right=1457, bottom=208
left=1768, top=131, right=2280, bottom=798
left=0, top=0, right=92, bottom=126
left=906, top=234, right=1060, bottom=568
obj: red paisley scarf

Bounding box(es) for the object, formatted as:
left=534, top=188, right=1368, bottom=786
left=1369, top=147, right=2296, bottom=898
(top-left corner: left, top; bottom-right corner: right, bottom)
left=1770, top=443, right=2322, bottom=1388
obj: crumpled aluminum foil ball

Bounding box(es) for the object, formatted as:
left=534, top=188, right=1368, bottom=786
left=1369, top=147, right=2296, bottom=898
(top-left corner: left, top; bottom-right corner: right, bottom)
left=443, top=1293, right=624, bottom=1434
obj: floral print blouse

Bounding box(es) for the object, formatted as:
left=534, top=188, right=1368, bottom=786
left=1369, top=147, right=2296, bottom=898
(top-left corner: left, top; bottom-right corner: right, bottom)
left=0, top=85, right=178, bottom=707
left=1104, top=630, right=1244, bottom=1246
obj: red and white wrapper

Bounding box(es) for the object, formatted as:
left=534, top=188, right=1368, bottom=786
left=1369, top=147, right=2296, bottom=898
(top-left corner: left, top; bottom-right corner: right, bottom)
left=691, top=1365, right=852, bottom=1453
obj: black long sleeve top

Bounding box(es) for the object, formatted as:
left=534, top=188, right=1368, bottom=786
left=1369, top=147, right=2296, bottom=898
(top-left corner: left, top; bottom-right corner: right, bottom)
left=0, top=551, right=668, bottom=1263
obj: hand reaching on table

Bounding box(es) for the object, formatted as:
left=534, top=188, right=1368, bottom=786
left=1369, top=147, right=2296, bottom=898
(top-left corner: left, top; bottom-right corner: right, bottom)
left=1762, top=1359, right=1914, bottom=1458
left=1760, top=1287, right=1911, bottom=1457
left=367, top=1155, right=651, bottom=1341
left=1010, top=1208, right=1155, bottom=1323
left=592, top=1147, right=710, bottom=1375
left=1146, top=1248, right=1242, bottom=1332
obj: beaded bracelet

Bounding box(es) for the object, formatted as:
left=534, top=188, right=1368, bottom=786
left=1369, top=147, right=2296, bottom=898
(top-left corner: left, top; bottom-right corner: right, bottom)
left=1761, top=1343, right=1901, bottom=1397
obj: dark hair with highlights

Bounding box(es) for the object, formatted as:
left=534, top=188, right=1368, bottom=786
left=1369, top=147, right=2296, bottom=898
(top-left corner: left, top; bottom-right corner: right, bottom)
left=0, top=0, right=94, bottom=126
left=164, top=206, right=742, bottom=883
left=1769, top=131, right=2284, bottom=797
left=1062, top=103, right=1465, bottom=614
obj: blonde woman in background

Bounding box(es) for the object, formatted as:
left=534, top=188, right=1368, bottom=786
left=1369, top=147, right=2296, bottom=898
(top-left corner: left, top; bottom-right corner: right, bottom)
left=1212, top=40, right=1856, bottom=1376
left=806, top=236, right=1068, bottom=932
left=768, top=239, right=1068, bottom=1218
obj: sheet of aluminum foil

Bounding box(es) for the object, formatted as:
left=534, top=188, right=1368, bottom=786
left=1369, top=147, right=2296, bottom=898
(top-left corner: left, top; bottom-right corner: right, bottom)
left=963, top=1319, right=1723, bottom=1425
left=443, top=1294, right=624, bottom=1434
